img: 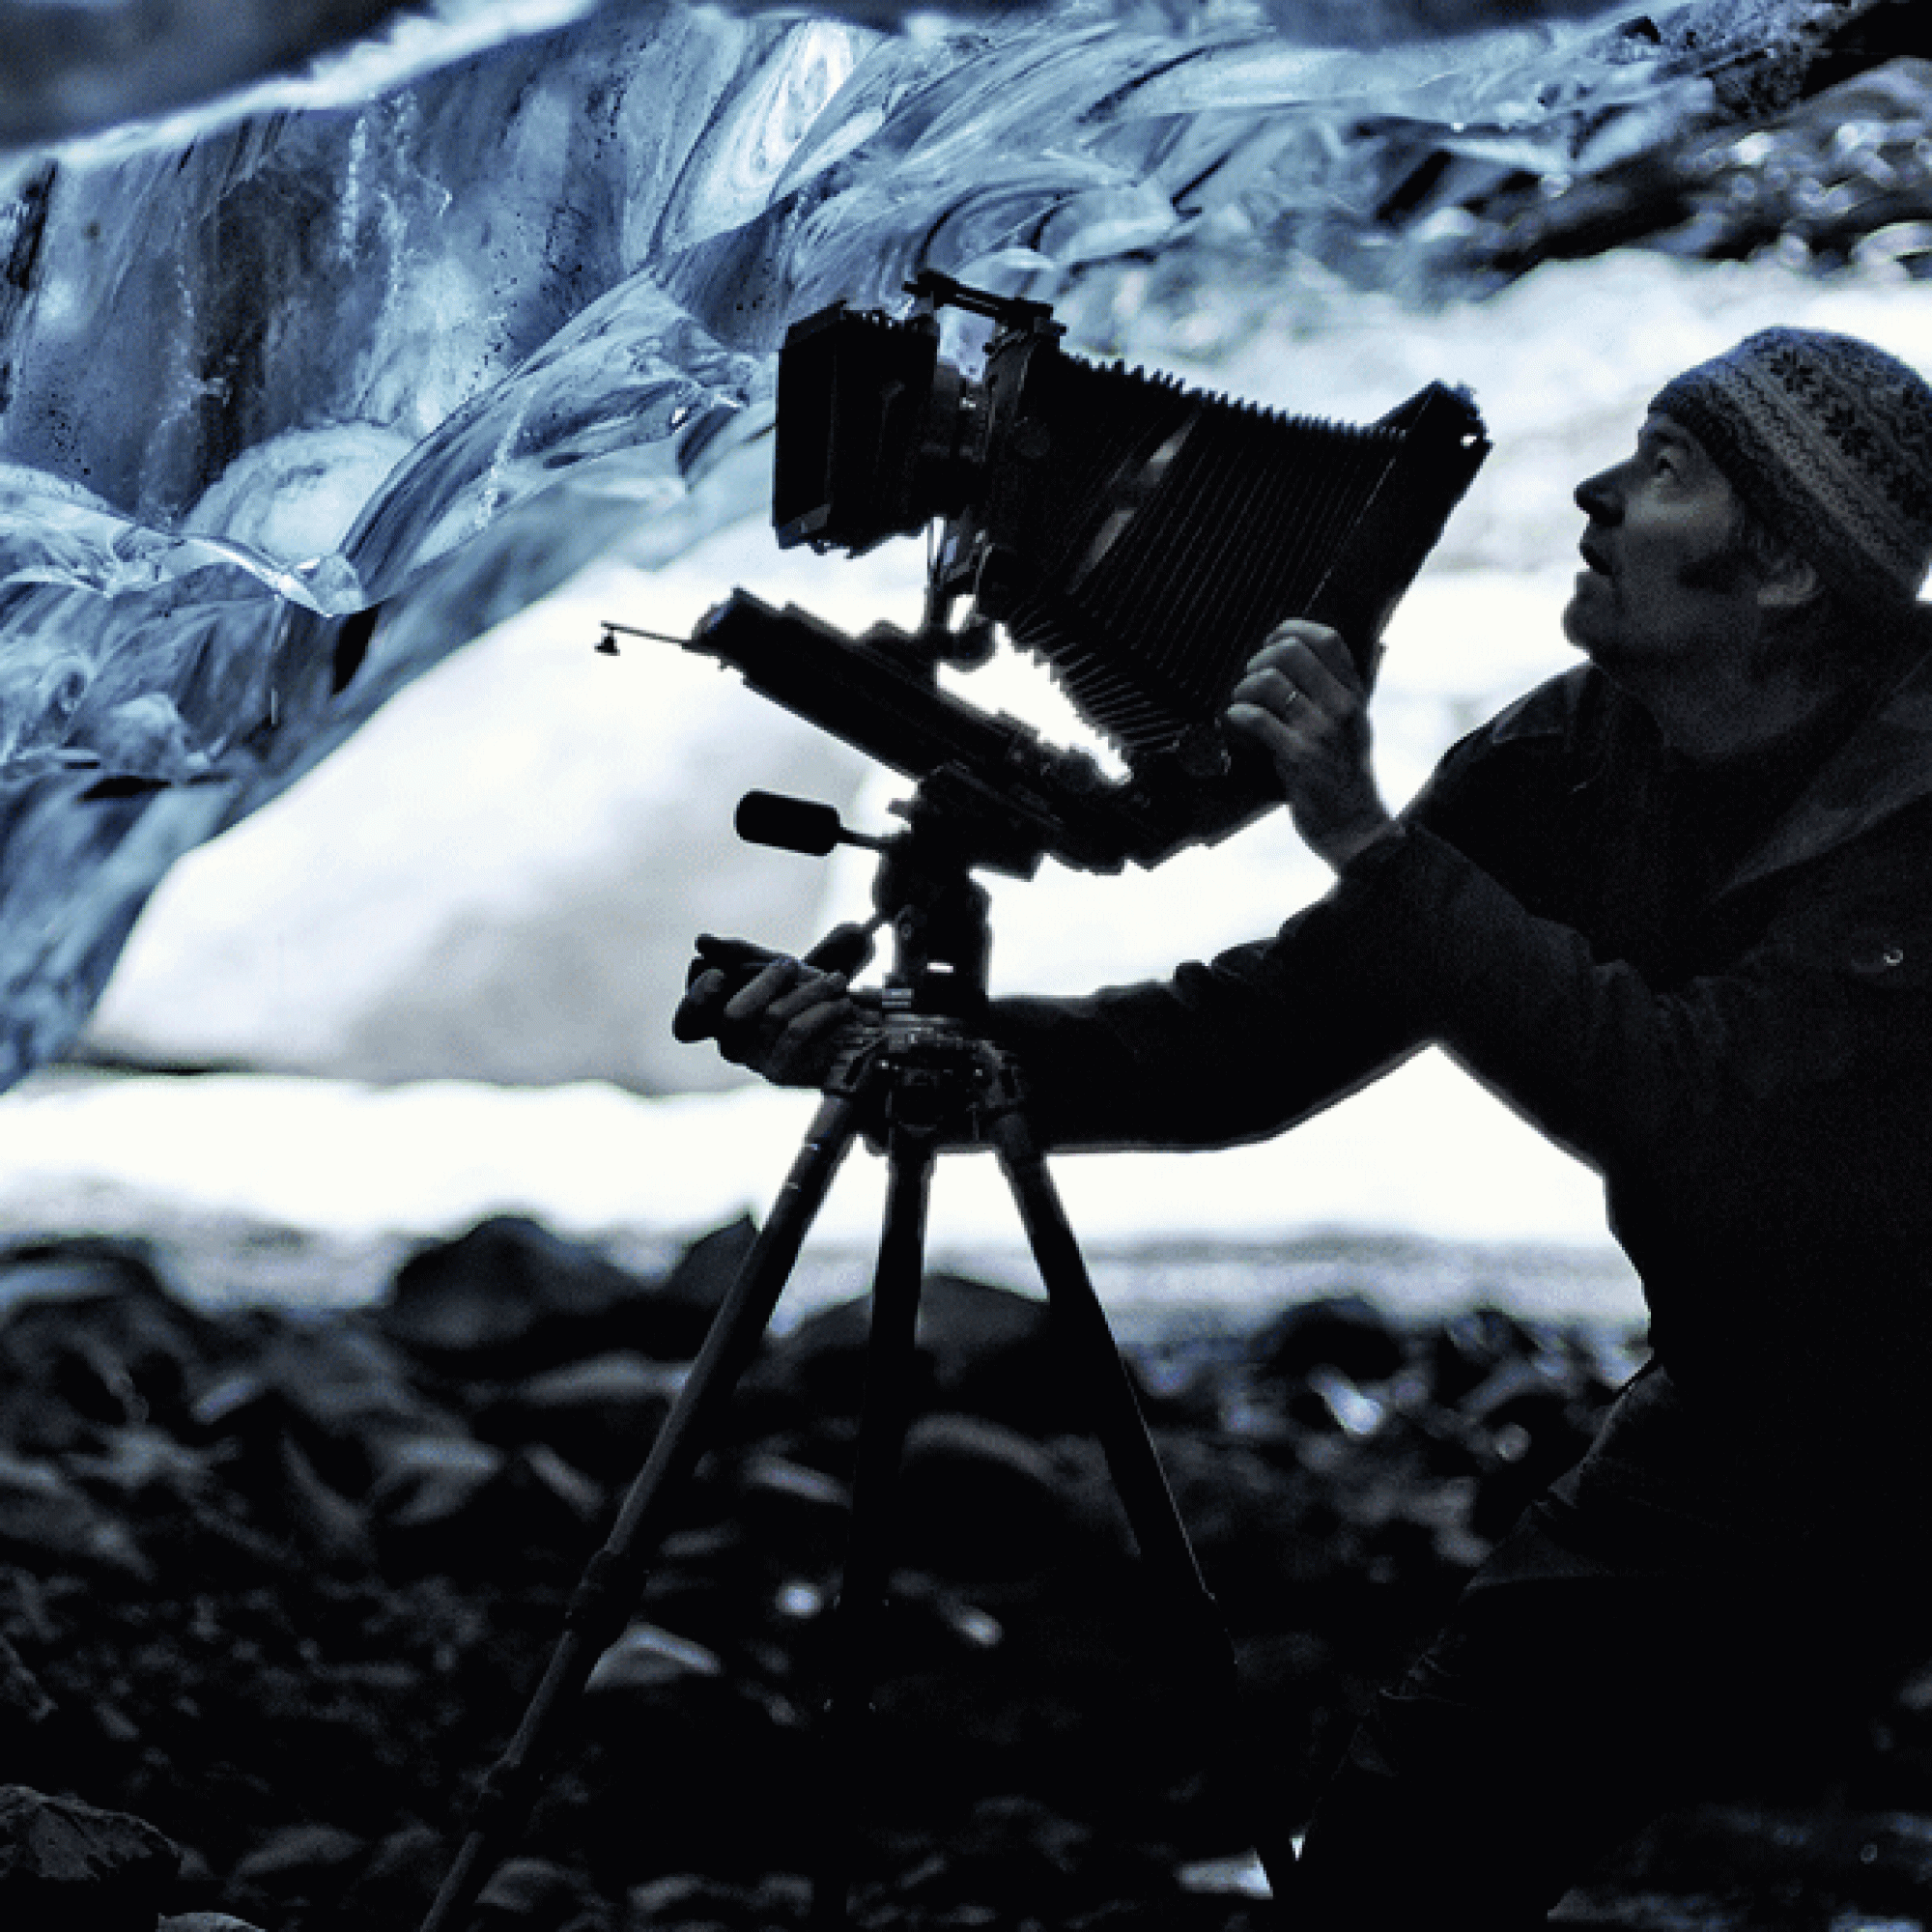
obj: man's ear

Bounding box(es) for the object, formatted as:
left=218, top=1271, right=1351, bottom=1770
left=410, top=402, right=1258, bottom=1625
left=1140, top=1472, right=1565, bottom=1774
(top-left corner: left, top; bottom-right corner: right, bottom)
left=1755, top=548, right=1825, bottom=612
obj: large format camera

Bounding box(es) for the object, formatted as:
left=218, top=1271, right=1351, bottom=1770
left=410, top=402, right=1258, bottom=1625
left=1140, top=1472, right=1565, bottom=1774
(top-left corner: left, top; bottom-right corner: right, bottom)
left=688, top=271, right=1489, bottom=877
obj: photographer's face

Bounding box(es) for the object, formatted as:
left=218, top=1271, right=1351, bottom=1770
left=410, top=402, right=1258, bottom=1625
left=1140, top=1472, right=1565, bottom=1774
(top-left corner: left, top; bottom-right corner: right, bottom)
left=1564, top=414, right=1763, bottom=678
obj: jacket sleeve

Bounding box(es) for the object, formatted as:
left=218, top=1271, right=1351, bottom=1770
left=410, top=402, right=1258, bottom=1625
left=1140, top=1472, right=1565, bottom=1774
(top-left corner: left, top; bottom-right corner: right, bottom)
left=983, top=677, right=1587, bottom=1153
left=989, top=747, right=1932, bottom=1170
left=986, top=841, right=1433, bottom=1151
left=1316, top=818, right=1932, bottom=1183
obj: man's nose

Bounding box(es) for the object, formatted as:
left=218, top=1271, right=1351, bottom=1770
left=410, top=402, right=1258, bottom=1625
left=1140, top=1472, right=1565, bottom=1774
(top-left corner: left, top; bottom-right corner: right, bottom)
left=1574, top=461, right=1622, bottom=523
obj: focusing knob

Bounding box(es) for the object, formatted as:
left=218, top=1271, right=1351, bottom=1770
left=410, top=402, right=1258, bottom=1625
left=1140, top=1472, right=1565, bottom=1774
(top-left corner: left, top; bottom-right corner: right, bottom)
left=734, top=791, right=889, bottom=857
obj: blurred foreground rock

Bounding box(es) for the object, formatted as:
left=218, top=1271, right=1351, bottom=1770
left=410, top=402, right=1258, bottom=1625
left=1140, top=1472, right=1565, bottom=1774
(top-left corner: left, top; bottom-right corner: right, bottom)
left=0, top=1218, right=1921, bottom=1928
left=0, top=1783, right=180, bottom=1931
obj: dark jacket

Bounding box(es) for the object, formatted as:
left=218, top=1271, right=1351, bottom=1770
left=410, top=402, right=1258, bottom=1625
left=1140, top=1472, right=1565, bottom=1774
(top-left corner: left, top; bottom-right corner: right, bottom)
left=991, top=641, right=1932, bottom=1479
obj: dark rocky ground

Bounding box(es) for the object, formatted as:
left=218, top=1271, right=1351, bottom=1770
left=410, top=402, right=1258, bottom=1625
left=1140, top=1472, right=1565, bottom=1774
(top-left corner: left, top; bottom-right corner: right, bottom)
left=0, top=1213, right=1928, bottom=1932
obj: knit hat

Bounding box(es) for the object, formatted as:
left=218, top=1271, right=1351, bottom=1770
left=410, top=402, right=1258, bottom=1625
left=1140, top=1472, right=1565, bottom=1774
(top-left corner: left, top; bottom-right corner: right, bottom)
left=1650, top=327, right=1932, bottom=609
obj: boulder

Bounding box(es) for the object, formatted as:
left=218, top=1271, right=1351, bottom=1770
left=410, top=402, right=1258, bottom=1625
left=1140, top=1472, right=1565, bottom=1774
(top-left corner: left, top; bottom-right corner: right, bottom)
left=379, top=1216, right=661, bottom=1376
left=0, top=1785, right=180, bottom=1932
left=0, top=1239, right=215, bottom=1451
left=644, top=1214, right=758, bottom=1360
left=0, top=1633, right=53, bottom=1730
left=340, top=1819, right=445, bottom=1924
left=368, top=1436, right=601, bottom=1577
left=733, top=1451, right=850, bottom=1569
left=1424, top=1305, right=1544, bottom=1406
left=571, top=1621, right=814, bottom=1883
left=0, top=1448, right=152, bottom=1578
left=895, top=1412, right=1109, bottom=1582
left=228, top=1820, right=367, bottom=1908
left=256, top=1314, right=446, bottom=1489
left=475, top=1352, right=685, bottom=1482
left=886, top=1791, right=1176, bottom=1923
left=472, top=1852, right=605, bottom=1929
left=762, top=1274, right=1075, bottom=1436
left=585, top=1621, right=724, bottom=1699
left=625, top=1869, right=773, bottom=1927
left=1254, top=1293, right=1406, bottom=1389
left=1459, top=1350, right=1603, bottom=1542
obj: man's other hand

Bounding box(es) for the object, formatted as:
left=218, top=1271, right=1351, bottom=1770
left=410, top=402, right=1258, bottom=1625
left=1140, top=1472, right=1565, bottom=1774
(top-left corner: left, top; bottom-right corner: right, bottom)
left=1226, top=619, right=1399, bottom=872
left=672, top=941, right=857, bottom=1088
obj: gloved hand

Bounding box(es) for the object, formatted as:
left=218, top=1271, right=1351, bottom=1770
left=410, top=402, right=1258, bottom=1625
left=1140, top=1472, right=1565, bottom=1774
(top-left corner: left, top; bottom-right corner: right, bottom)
left=673, top=933, right=865, bottom=1088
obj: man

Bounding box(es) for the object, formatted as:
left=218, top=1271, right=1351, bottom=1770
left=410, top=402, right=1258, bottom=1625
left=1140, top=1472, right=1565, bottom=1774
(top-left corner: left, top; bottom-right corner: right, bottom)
left=678, top=328, right=1932, bottom=1922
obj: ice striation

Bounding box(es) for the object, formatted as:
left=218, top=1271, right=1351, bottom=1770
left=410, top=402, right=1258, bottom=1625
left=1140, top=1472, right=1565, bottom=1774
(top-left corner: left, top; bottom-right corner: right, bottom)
left=0, top=0, right=1923, bottom=1086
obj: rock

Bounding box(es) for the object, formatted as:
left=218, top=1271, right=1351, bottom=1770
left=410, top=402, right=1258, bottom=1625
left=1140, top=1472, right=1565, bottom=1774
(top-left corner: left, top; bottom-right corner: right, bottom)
left=474, top=1852, right=605, bottom=1929
left=229, top=1820, right=367, bottom=1906
left=0, top=1785, right=180, bottom=1932
left=764, top=1274, right=1072, bottom=1435
left=185, top=1310, right=464, bottom=1568
left=0, top=1633, right=54, bottom=1728
left=624, top=1869, right=769, bottom=1927
left=895, top=1411, right=1103, bottom=1581
left=1460, top=1350, right=1586, bottom=1435
left=66, top=1423, right=216, bottom=1508
left=367, top=1433, right=508, bottom=1533
left=1567, top=1801, right=1932, bottom=1925
left=0, top=1631, right=58, bottom=1774
left=0, top=1448, right=152, bottom=1577
left=1119, top=1431, right=1309, bottom=1611
left=369, top=1436, right=601, bottom=1576
left=341, top=1819, right=445, bottom=1923
left=379, top=1215, right=661, bottom=1377
left=734, top=1451, right=850, bottom=1568
left=572, top=1628, right=813, bottom=1884
left=254, top=1313, right=446, bottom=1491
left=184, top=1366, right=380, bottom=1565
left=0, top=1220, right=1883, bottom=1932
left=886, top=1792, right=1176, bottom=1922
left=585, top=1622, right=724, bottom=1698
left=1425, top=1305, right=1543, bottom=1406
left=581, top=1616, right=808, bottom=1779
left=1459, top=1352, right=1603, bottom=1541
left=0, top=1239, right=214, bottom=1452
left=646, top=1215, right=758, bottom=1360
left=1289, top=1365, right=1387, bottom=1438
left=270, top=1433, right=377, bottom=1563
left=477, top=1352, right=685, bottom=1481
left=185, top=1369, right=284, bottom=1450
left=1254, top=1293, right=1406, bottom=1389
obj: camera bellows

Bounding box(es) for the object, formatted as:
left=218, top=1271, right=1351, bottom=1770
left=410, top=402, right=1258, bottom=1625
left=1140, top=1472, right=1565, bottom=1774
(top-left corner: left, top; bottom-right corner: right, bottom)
left=752, top=276, right=1490, bottom=869
left=968, top=352, right=1489, bottom=769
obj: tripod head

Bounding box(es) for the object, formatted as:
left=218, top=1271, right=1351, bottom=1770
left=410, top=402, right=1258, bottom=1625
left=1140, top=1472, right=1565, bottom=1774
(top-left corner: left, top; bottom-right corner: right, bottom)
left=678, top=781, right=1030, bottom=1157
left=714, top=782, right=995, bottom=1023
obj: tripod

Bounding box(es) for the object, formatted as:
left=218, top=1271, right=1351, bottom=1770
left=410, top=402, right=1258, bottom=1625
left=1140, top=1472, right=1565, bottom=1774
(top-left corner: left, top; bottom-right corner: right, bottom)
left=420, top=791, right=1298, bottom=1932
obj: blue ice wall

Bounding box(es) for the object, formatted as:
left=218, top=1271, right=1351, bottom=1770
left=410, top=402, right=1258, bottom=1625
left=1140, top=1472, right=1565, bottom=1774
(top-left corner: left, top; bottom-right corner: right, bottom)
left=0, top=0, right=1915, bottom=1082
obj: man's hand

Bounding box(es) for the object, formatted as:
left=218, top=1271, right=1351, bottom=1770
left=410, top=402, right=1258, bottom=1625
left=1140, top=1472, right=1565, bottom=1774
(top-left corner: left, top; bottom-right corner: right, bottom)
left=1226, top=619, right=1398, bottom=872
left=672, top=942, right=859, bottom=1088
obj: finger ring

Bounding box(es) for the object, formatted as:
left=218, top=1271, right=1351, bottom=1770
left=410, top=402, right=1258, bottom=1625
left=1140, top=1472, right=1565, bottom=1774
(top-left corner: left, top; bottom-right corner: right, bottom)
left=1281, top=687, right=1301, bottom=713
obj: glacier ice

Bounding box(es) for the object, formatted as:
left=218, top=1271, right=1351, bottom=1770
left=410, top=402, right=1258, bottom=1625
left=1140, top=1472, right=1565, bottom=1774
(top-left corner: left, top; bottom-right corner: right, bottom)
left=0, top=0, right=1921, bottom=1086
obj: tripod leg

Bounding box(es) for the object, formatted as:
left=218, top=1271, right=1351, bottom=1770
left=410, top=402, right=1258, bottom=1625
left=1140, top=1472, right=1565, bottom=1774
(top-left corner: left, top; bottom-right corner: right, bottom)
left=986, top=1102, right=1301, bottom=1916
left=810, top=1122, right=939, bottom=1932
left=419, top=1091, right=864, bottom=1932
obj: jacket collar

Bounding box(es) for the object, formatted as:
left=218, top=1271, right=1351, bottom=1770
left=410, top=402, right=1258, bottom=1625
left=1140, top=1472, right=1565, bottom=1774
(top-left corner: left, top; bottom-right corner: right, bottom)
left=1723, top=613, right=1932, bottom=896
